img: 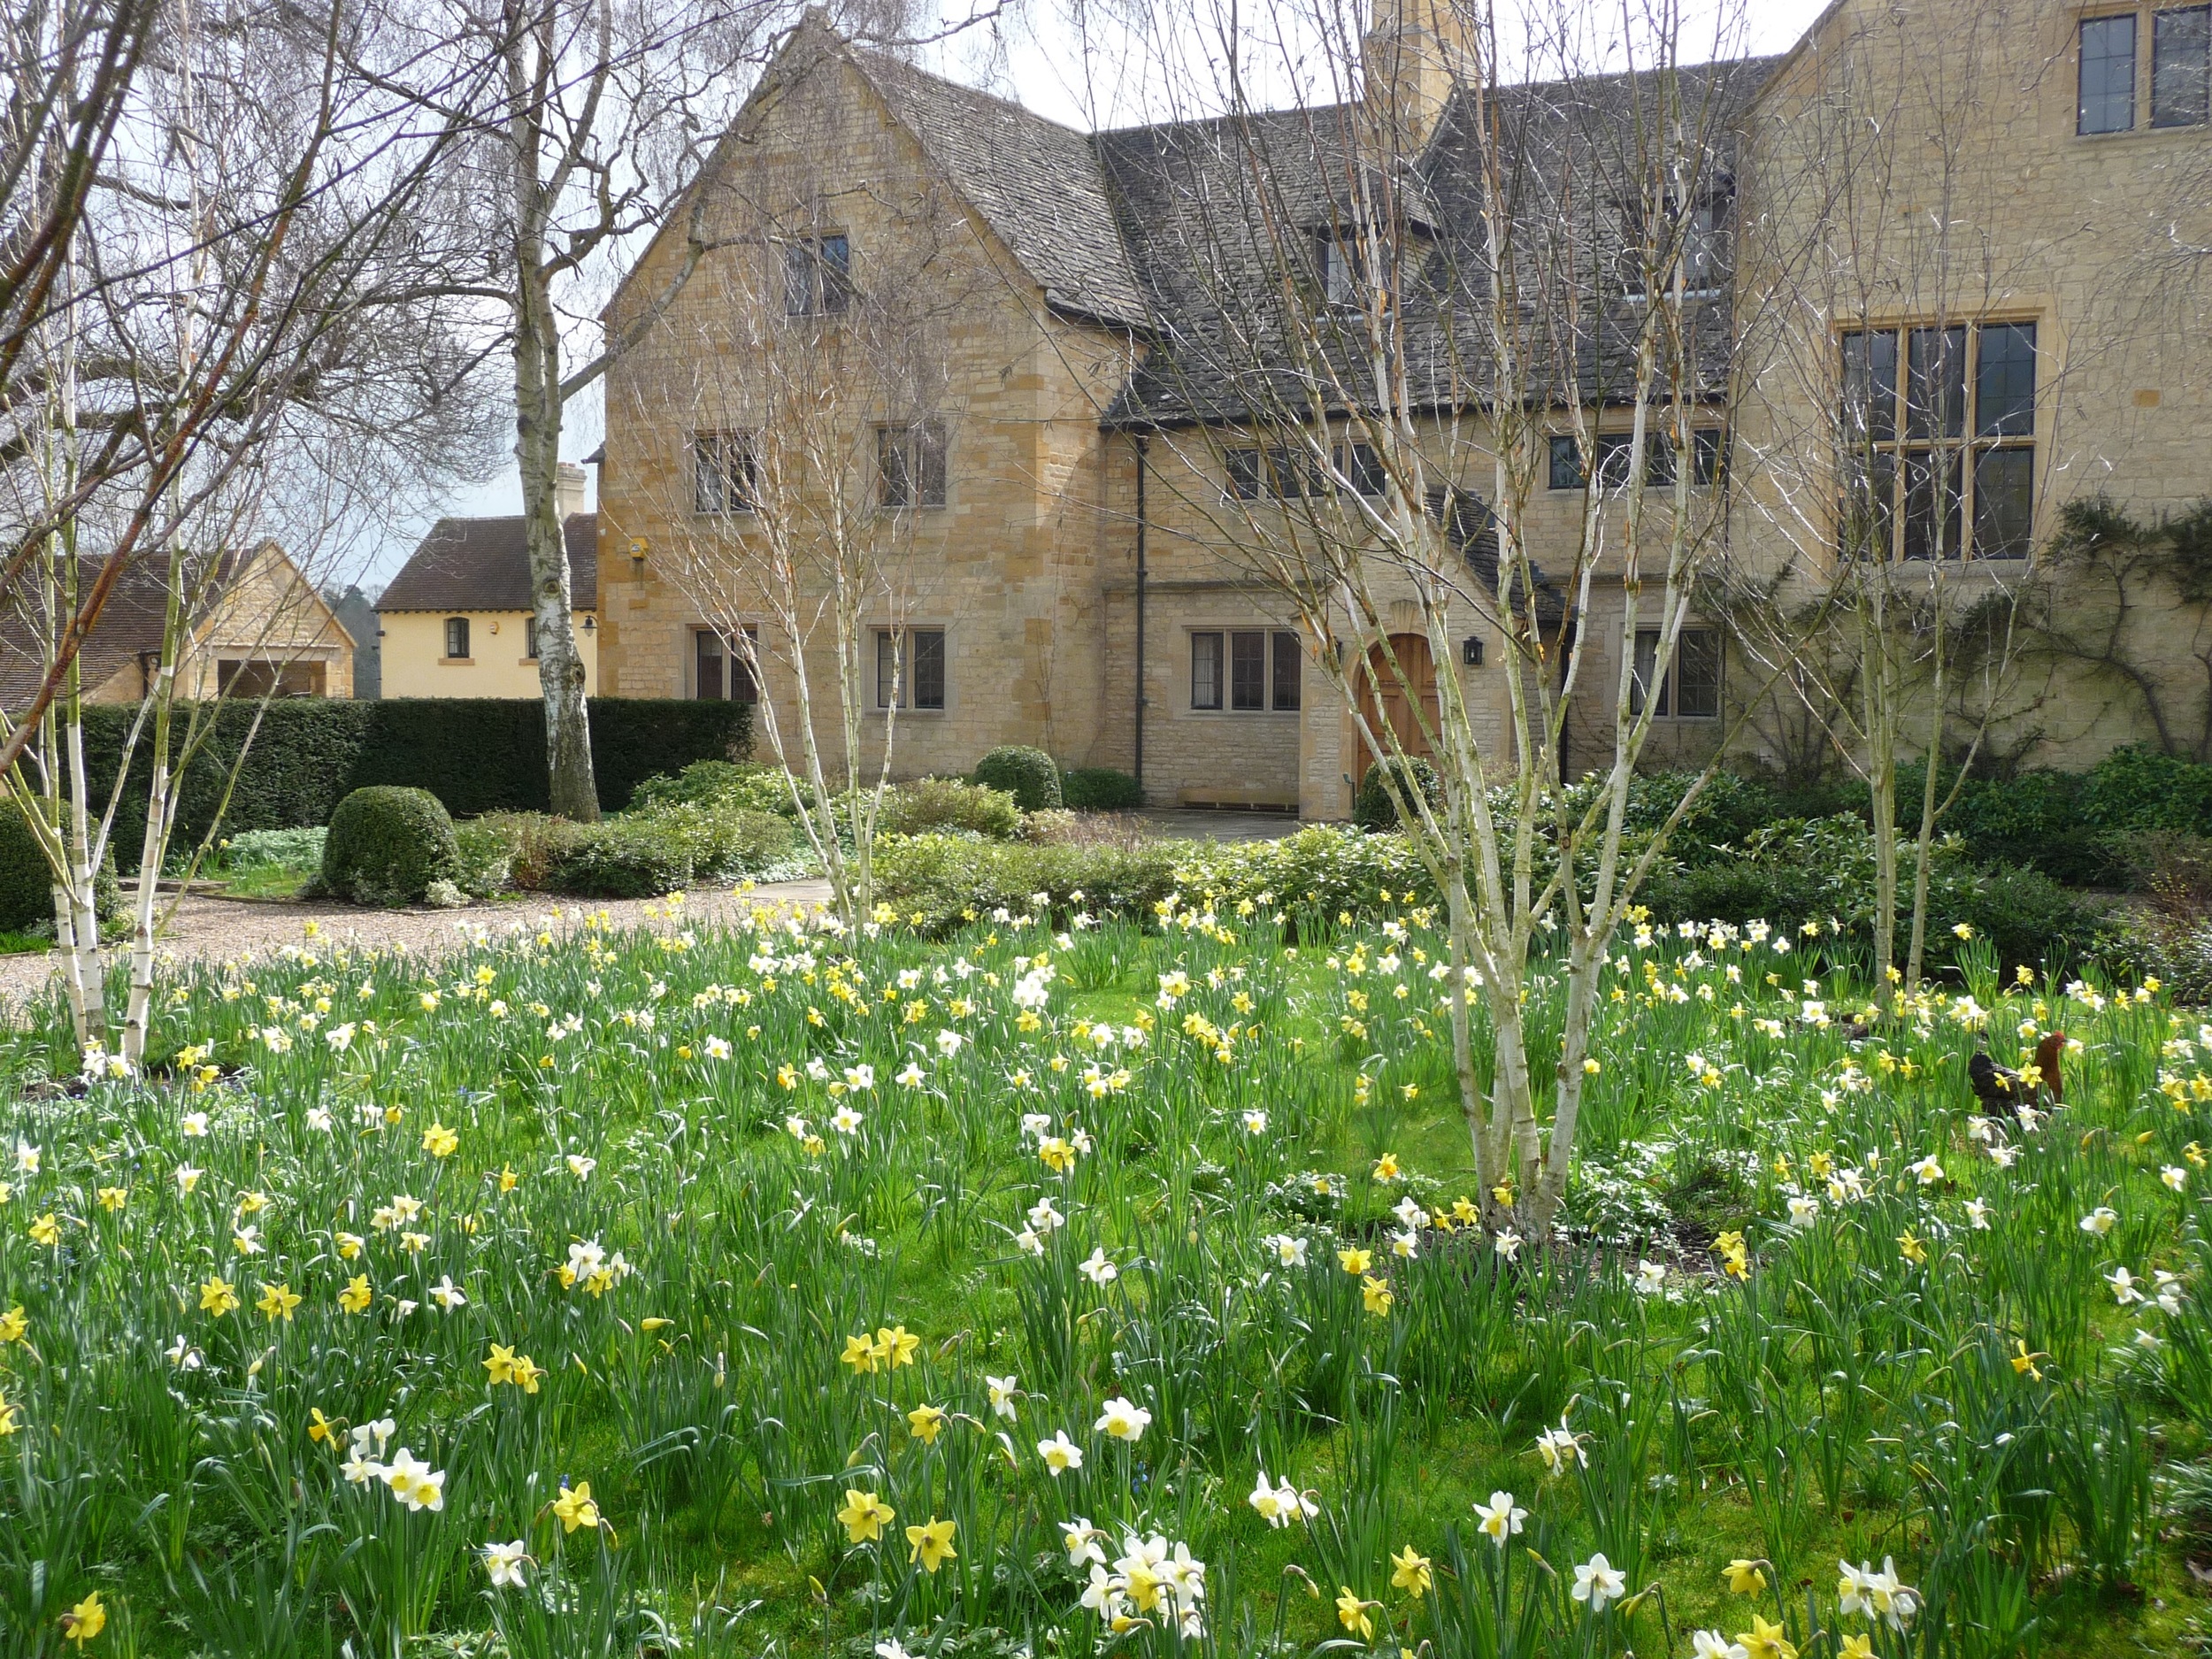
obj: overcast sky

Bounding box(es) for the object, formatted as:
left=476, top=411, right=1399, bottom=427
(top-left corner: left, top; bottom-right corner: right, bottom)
left=362, top=0, right=1832, bottom=592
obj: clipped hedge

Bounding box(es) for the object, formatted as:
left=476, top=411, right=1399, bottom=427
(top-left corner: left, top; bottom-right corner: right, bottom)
left=0, top=801, right=120, bottom=934
left=320, top=787, right=460, bottom=907
left=79, top=697, right=751, bottom=841
left=1062, top=767, right=1143, bottom=810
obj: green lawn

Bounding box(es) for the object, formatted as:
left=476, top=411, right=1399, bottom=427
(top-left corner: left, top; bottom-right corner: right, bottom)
left=0, top=901, right=2204, bottom=1657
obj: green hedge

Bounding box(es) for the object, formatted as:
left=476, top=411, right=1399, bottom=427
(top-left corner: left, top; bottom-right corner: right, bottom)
left=79, top=697, right=751, bottom=841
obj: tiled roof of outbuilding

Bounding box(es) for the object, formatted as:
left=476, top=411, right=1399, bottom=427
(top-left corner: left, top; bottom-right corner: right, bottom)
left=377, top=515, right=596, bottom=615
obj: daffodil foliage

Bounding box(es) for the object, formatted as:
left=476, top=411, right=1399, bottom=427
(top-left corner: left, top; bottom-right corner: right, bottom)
left=0, top=896, right=2207, bottom=1656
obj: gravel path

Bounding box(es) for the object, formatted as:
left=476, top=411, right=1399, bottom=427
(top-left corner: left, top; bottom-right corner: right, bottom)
left=0, top=879, right=836, bottom=1018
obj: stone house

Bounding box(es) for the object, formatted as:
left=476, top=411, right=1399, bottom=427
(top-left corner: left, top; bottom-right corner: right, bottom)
left=379, top=465, right=599, bottom=700
left=0, top=540, right=355, bottom=706
left=593, top=0, right=2211, bottom=814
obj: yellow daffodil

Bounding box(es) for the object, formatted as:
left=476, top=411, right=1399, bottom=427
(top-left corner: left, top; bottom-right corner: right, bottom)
left=421, top=1122, right=458, bottom=1157
left=308, top=1408, right=334, bottom=1444
left=2011, top=1340, right=2047, bottom=1381
left=1372, top=1153, right=1401, bottom=1181
left=60, top=1591, right=105, bottom=1647
left=28, top=1213, right=58, bottom=1247
left=1335, top=1588, right=1373, bottom=1640
left=875, top=1325, right=920, bottom=1367
left=497, top=1164, right=518, bottom=1193
left=841, top=1333, right=879, bottom=1373
left=0, top=1306, right=24, bottom=1343
left=199, top=1278, right=239, bottom=1317
left=551, top=1480, right=600, bottom=1532
left=907, top=1403, right=947, bottom=1443
left=1839, top=1638, right=1873, bottom=1659
left=1361, top=1274, right=1394, bottom=1316
left=1735, top=1615, right=1797, bottom=1659
left=1897, top=1232, right=1928, bottom=1266
left=96, top=1187, right=126, bottom=1212
left=1390, top=1545, right=1432, bottom=1594
left=0, top=1391, right=19, bottom=1435
left=1724, top=1558, right=1768, bottom=1595
left=338, top=1275, right=372, bottom=1315
left=905, top=1516, right=956, bottom=1572
left=836, top=1486, right=894, bottom=1543
left=256, top=1283, right=302, bottom=1322
left=1338, top=1246, right=1372, bottom=1275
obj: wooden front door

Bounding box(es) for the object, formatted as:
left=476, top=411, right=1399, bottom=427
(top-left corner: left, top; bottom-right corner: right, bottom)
left=1361, top=633, right=1439, bottom=760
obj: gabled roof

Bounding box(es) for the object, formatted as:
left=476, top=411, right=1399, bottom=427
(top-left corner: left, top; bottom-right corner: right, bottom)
left=849, top=46, right=1146, bottom=327
left=0, top=541, right=342, bottom=707
left=378, top=515, right=597, bottom=615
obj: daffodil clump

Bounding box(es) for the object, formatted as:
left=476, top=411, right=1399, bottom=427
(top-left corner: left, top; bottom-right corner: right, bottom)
left=0, top=895, right=2202, bottom=1655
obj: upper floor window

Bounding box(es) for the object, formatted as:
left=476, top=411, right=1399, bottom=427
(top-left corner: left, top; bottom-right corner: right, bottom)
left=2080, top=8, right=2209, bottom=133
left=1839, top=320, right=2037, bottom=560
left=784, top=234, right=851, bottom=316
left=694, top=431, right=757, bottom=515
left=1623, top=187, right=1730, bottom=297
left=523, top=617, right=539, bottom=660
left=879, top=421, right=948, bottom=509
left=1336, top=442, right=1386, bottom=496
left=443, top=617, right=470, bottom=660
left=1316, top=232, right=1365, bottom=307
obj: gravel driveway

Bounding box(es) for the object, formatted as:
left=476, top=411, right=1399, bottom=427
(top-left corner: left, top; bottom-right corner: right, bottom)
left=0, top=879, right=835, bottom=1018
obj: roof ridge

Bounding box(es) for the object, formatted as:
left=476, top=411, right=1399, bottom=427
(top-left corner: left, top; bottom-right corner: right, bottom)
left=846, top=42, right=1101, bottom=140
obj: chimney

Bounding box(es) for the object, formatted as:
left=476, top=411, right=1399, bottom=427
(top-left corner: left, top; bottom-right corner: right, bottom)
left=1363, top=0, right=1476, bottom=150
left=554, top=461, right=589, bottom=524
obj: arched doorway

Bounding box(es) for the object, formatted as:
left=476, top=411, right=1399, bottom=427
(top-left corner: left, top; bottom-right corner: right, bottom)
left=1360, top=633, right=1439, bottom=761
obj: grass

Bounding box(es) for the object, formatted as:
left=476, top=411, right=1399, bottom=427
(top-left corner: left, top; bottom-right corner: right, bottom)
left=0, top=898, right=2206, bottom=1658
left=0, top=928, right=49, bottom=956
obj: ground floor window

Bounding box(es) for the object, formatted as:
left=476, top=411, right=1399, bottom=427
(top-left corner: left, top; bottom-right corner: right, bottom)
left=443, top=617, right=469, bottom=660
left=1192, top=629, right=1301, bottom=711
left=695, top=626, right=758, bottom=702
left=875, top=627, right=945, bottom=710
left=1632, top=626, right=1722, bottom=718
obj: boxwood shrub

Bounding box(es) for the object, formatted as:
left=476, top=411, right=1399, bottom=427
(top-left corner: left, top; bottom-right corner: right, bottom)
left=1062, top=767, right=1143, bottom=810
left=320, top=787, right=460, bottom=907
left=972, top=746, right=1062, bottom=811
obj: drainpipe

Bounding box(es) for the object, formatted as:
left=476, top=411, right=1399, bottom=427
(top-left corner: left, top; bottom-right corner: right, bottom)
left=1133, top=434, right=1148, bottom=795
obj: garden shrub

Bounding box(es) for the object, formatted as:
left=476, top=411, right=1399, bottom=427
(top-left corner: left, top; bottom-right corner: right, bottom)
left=1354, top=757, right=1441, bottom=830
left=878, top=778, right=1021, bottom=840
left=1176, top=825, right=1439, bottom=922
left=453, top=820, right=515, bottom=899
left=320, top=787, right=460, bottom=907
left=1062, top=767, right=1143, bottom=810
left=211, top=826, right=326, bottom=872
left=0, top=801, right=120, bottom=934
left=544, top=818, right=695, bottom=899
left=872, top=832, right=1179, bottom=932
left=972, top=746, right=1062, bottom=811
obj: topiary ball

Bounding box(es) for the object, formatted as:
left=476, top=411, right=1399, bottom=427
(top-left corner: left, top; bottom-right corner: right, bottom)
left=322, top=786, right=461, bottom=907
left=972, top=745, right=1064, bottom=812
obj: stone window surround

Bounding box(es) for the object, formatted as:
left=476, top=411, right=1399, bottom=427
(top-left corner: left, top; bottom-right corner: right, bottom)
left=867, top=622, right=949, bottom=715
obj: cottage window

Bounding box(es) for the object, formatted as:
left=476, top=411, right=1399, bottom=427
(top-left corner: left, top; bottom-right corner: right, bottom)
left=875, top=627, right=945, bottom=710
left=1190, top=629, right=1299, bottom=712
left=1549, top=430, right=1723, bottom=491
left=523, top=617, right=539, bottom=660
left=879, top=422, right=948, bottom=509
left=1632, top=627, right=1721, bottom=719
left=693, top=431, right=757, bottom=514
left=695, top=626, right=758, bottom=703
left=1230, top=630, right=1267, bottom=710
left=1316, top=232, right=1363, bottom=306
left=1840, top=321, right=2035, bottom=560
left=783, top=234, right=851, bottom=316
left=443, top=617, right=470, bottom=660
